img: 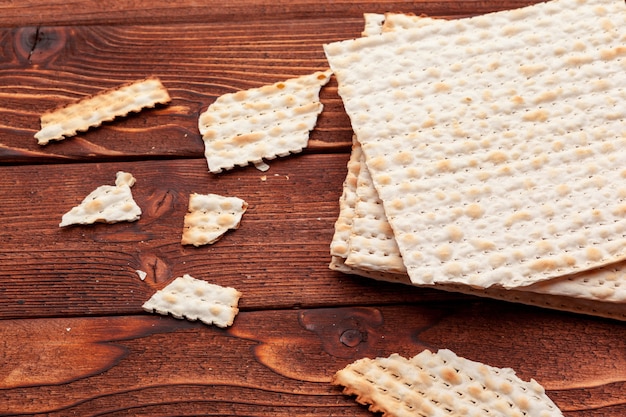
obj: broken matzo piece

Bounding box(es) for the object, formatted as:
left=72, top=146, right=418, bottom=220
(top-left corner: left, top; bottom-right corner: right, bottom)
left=333, top=349, right=563, bottom=417
left=142, top=274, right=241, bottom=327
left=181, top=193, right=248, bottom=247
left=325, top=0, right=626, bottom=289
left=35, top=77, right=171, bottom=145
left=198, top=70, right=332, bottom=173
left=362, top=12, right=443, bottom=37
left=59, top=171, right=141, bottom=227
left=361, top=13, right=386, bottom=37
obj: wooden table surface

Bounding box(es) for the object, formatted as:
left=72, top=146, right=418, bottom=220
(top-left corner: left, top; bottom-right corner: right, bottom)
left=1, top=1, right=625, bottom=415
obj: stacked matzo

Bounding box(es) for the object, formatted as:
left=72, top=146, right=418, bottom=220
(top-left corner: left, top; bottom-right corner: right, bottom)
left=325, top=0, right=626, bottom=320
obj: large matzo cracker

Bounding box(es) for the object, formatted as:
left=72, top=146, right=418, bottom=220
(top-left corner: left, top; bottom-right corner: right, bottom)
left=325, top=0, right=626, bottom=289
left=59, top=171, right=141, bottom=227
left=181, top=193, right=248, bottom=247
left=331, top=255, right=626, bottom=321
left=198, top=70, right=332, bottom=173
left=333, top=349, right=563, bottom=417
left=328, top=145, right=626, bottom=318
left=356, top=8, right=626, bottom=304
left=142, top=274, right=241, bottom=327
left=351, top=143, right=626, bottom=302
left=35, top=77, right=171, bottom=145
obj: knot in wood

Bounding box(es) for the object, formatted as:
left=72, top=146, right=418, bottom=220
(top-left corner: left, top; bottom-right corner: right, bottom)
left=14, top=27, right=67, bottom=65
left=340, top=329, right=365, bottom=347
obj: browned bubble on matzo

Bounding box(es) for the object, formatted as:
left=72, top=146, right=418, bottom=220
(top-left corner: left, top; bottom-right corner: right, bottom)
left=325, top=0, right=626, bottom=289
left=142, top=274, right=241, bottom=327
left=35, top=77, right=171, bottom=145
left=333, top=349, right=563, bottom=417
left=59, top=171, right=141, bottom=227
left=198, top=70, right=332, bottom=173
left=181, top=193, right=248, bottom=247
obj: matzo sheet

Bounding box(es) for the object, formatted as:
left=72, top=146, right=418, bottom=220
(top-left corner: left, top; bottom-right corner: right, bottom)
left=325, top=0, right=626, bottom=289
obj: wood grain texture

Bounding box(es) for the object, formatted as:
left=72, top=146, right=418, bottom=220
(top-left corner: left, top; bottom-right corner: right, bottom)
left=1, top=22, right=352, bottom=163
left=0, top=1, right=544, bottom=27
left=2, top=303, right=624, bottom=416
left=1, top=0, right=625, bottom=415
left=0, top=154, right=471, bottom=319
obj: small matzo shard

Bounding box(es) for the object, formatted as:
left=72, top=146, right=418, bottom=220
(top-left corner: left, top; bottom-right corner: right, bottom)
left=181, top=193, right=248, bottom=247
left=333, top=349, right=563, bottom=417
left=59, top=171, right=141, bottom=227
left=198, top=70, right=332, bottom=173
left=35, top=77, right=171, bottom=145
left=142, top=274, right=241, bottom=327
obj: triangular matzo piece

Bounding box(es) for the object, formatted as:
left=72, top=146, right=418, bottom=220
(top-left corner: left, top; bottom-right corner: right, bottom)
left=325, top=0, right=626, bottom=289
left=142, top=274, right=241, bottom=327
left=59, top=171, right=141, bottom=227
left=181, top=193, right=248, bottom=247
left=198, top=70, right=332, bottom=173
left=35, top=77, right=171, bottom=145
left=333, top=349, right=564, bottom=417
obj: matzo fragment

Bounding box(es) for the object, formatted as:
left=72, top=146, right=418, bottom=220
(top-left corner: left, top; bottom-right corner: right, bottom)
left=142, top=274, right=241, bottom=327
left=198, top=70, right=332, bottom=173
left=35, top=77, right=171, bottom=145
left=181, top=193, right=248, bottom=247
left=333, top=349, right=563, bottom=417
left=361, top=13, right=386, bottom=37
left=325, top=0, right=626, bottom=289
left=59, top=171, right=141, bottom=227
left=362, top=12, right=443, bottom=37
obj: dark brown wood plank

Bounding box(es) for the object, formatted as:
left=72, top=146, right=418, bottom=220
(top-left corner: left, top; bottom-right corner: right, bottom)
left=0, top=1, right=545, bottom=164
left=1, top=1, right=625, bottom=416
left=1, top=21, right=353, bottom=164
left=0, top=1, right=544, bottom=27
left=1, top=303, right=624, bottom=416
left=0, top=153, right=474, bottom=319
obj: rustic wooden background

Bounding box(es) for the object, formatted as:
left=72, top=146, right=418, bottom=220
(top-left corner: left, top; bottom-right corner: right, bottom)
left=1, top=1, right=625, bottom=415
